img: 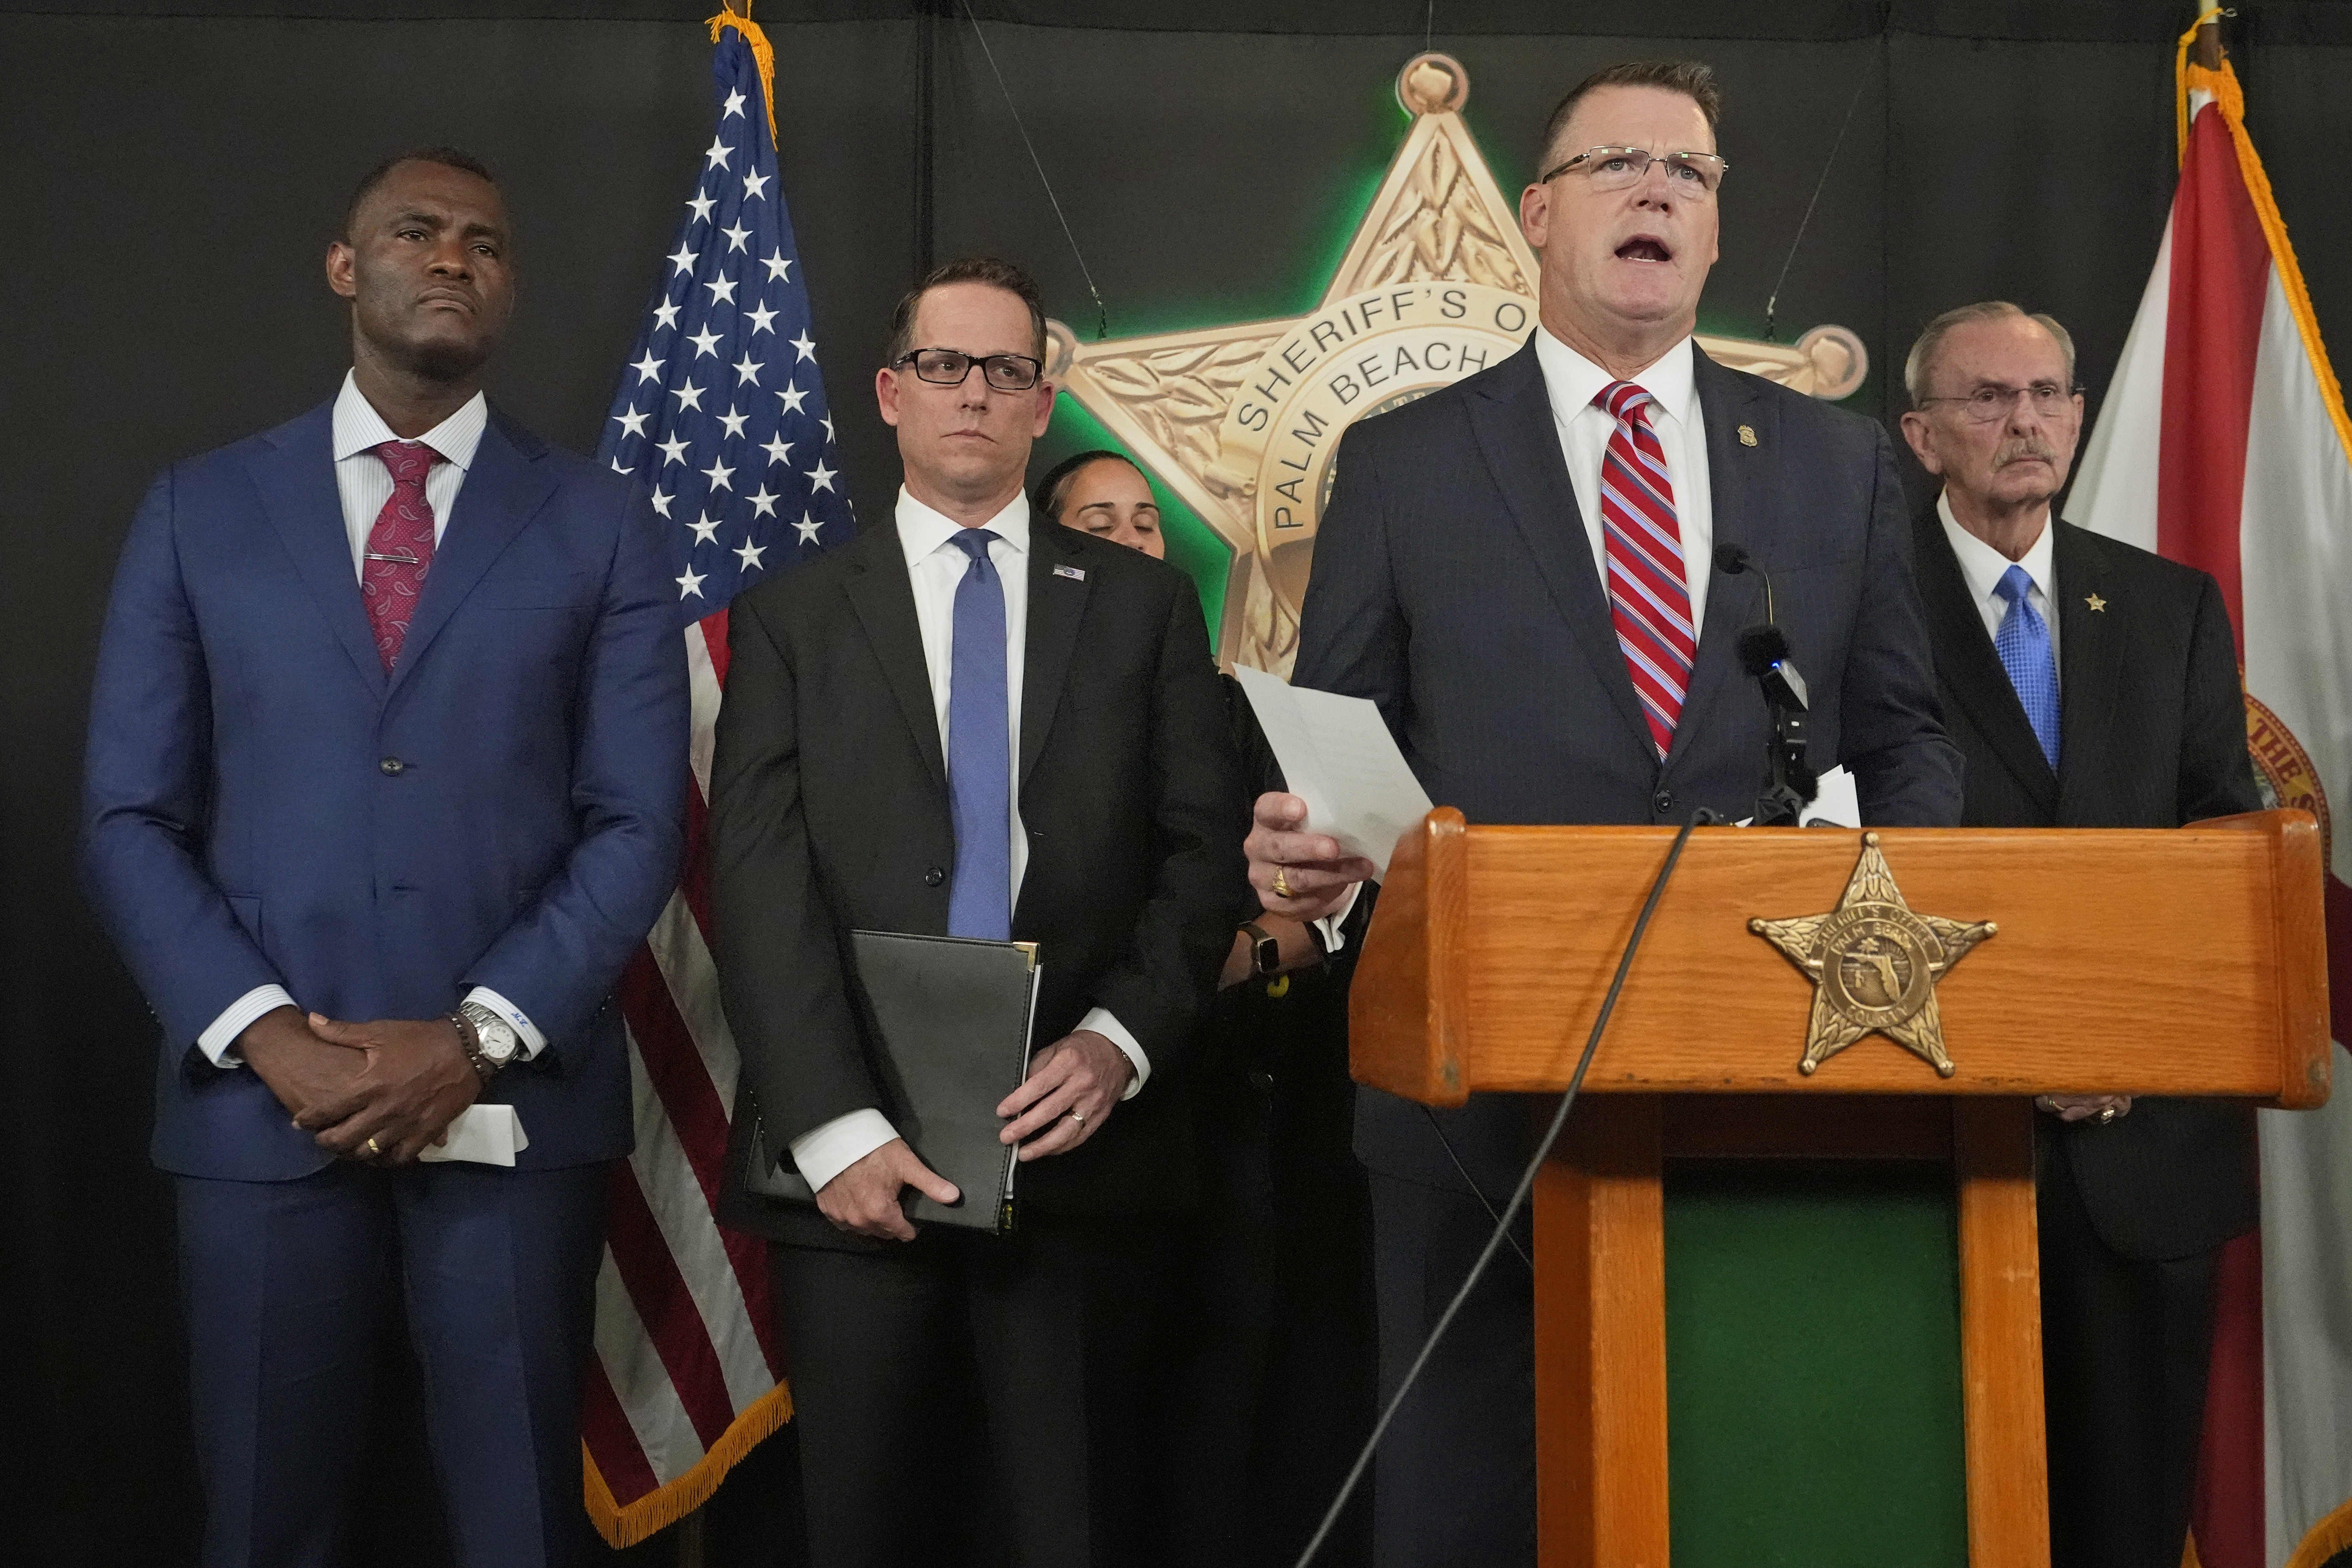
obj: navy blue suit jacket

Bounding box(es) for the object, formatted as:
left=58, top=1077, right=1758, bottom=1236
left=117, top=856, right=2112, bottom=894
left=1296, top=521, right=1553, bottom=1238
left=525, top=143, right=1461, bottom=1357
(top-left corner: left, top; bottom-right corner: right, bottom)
left=1296, top=340, right=1965, bottom=1190
left=84, top=399, right=689, bottom=1181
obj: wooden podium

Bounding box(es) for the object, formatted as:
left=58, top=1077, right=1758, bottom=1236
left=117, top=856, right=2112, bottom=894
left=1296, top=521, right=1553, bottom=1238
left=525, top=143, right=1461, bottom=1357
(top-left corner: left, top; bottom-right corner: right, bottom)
left=1350, top=808, right=2331, bottom=1568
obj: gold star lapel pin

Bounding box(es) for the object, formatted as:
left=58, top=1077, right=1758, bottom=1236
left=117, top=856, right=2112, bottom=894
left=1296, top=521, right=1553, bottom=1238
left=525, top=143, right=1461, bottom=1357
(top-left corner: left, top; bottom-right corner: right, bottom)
left=2086, top=592, right=2107, bottom=612
left=1749, top=833, right=1997, bottom=1078
left=1738, top=424, right=1759, bottom=447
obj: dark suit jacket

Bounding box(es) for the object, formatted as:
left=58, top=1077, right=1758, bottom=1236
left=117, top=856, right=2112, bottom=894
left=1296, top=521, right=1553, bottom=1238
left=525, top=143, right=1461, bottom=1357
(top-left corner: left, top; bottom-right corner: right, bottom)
left=1296, top=340, right=1966, bottom=1193
left=710, top=515, right=1248, bottom=1247
left=82, top=399, right=690, bottom=1180
left=1912, top=503, right=2261, bottom=1260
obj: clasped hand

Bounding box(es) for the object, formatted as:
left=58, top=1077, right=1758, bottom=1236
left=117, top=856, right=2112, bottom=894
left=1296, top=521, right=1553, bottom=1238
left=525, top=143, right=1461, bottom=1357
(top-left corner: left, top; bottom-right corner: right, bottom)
left=237, top=1004, right=481, bottom=1164
left=815, top=1029, right=1132, bottom=1242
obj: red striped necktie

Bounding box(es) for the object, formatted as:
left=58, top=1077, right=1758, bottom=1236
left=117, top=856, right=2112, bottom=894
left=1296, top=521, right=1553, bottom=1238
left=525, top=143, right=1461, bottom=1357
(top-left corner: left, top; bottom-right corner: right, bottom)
left=1594, top=381, right=1695, bottom=758
left=362, top=439, right=442, bottom=670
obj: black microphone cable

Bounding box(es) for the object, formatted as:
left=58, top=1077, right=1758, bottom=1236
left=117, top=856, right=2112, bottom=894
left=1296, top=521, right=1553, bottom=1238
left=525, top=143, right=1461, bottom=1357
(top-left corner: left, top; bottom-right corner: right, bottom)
left=1291, top=805, right=1721, bottom=1568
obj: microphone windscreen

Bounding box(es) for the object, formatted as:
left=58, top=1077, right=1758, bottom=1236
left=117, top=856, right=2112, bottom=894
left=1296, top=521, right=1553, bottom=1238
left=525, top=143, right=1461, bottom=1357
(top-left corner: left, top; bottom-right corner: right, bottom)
left=1714, top=544, right=1749, bottom=577
left=1738, top=624, right=1790, bottom=678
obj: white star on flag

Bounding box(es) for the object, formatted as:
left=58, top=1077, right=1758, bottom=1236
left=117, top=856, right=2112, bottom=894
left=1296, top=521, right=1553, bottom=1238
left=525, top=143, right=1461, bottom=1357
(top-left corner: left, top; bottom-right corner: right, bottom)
left=722, top=222, right=752, bottom=253
left=776, top=382, right=809, bottom=414
left=689, top=512, right=723, bottom=546
left=687, top=189, right=716, bottom=223
left=631, top=352, right=664, bottom=384
left=677, top=564, right=707, bottom=598
left=688, top=326, right=723, bottom=358
left=703, top=137, right=732, bottom=171
left=763, top=250, right=793, bottom=281
left=734, top=352, right=764, bottom=386
left=745, top=303, right=778, bottom=335
left=789, top=331, right=816, bottom=362
left=657, top=436, right=691, bottom=467
left=705, top=276, right=738, bottom=305
left=702, top=458, right=735, bottom=491
left=670, top=382, right=706, bottom=411
left=806, top=460, right=836, bottom=493
left=613, top=406, right=649, bottom=438
left=667, top=243, right=698, bottom=276
left=737, top=537, right=769, bottom=570
left=742, top=170, right=770, bottom=200
left=718, top=407, right=749, bottom=439
left=747, top=485, right=780, bottom=518
left=722, top=88, right=746, bottom=118
left=794, top=511, right=823, bottom=544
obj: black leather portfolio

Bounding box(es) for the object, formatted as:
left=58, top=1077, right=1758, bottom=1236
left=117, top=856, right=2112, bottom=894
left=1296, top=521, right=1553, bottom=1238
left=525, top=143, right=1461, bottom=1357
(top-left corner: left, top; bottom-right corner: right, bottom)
left=741, top=930, right=1042, bottom=1233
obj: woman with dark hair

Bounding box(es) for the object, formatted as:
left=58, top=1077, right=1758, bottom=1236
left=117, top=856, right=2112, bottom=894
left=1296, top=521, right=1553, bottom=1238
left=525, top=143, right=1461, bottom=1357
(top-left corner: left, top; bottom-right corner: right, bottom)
left=1036, top=451, right=1374, bottom=1568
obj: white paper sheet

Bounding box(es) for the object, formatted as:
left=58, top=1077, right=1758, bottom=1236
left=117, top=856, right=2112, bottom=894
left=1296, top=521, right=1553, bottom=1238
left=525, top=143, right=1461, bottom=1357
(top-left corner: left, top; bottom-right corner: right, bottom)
left=418, top=1103, right=530, bottom=1166
left=1233, top=665, right=1433, bottom=878
left=1799, top=765, right=1860, bottom=828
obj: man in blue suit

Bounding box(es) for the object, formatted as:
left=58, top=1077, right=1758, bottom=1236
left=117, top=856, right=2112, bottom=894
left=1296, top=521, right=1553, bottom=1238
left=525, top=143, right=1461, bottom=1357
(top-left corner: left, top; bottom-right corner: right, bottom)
left=1246, top=63, right=1964, bottom=1565
left=82, top=148, right=687, bottom=1566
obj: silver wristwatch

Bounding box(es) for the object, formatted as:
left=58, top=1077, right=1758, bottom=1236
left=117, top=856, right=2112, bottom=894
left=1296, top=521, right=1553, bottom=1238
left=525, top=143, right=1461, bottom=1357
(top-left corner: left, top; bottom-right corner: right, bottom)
left=456, top=999, right=522, bottom=1078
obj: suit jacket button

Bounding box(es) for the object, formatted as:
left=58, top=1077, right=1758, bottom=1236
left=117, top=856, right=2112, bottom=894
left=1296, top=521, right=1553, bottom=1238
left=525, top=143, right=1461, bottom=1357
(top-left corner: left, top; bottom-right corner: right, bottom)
left=923, top=866, right=945, bottom=887
left=380, top=757, right=406, bottom=776
left=1652, top=788, right=1674, bottom=815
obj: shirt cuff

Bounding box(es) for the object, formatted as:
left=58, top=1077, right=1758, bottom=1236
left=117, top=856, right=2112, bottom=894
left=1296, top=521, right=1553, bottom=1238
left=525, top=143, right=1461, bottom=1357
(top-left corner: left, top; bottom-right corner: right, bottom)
left=789, top=1108, right=900, bottom=1193
left=197, top=985, right=296, bottom=1067
left=463, top=986, right=548, bottom=1059
left=1313, top=881, right=1365, bottom=958
left=1078, top=1007, right=1149, bottom=1100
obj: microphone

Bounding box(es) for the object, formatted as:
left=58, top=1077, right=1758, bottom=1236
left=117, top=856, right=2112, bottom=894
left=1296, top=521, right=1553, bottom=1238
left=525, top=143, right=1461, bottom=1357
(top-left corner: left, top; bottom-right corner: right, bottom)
left=1715, top=545, right=1816, bottom=823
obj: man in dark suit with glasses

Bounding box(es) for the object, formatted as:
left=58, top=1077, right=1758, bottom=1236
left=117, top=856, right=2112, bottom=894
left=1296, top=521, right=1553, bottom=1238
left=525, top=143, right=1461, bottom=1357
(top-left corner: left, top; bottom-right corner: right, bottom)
left=1900, top=300, right=2259, bottom=1568
left=1246, top=61, right=1964, bottom=1566
left=710, top=256, right=1246, bottom=1567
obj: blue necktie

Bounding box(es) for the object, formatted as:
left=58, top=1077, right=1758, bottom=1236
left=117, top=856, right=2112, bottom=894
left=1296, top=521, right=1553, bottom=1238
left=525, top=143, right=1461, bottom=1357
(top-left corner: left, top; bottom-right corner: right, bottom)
left=945, top=529, right=1012, bottom=940
left=1993, top=564, right=2061, bottom=771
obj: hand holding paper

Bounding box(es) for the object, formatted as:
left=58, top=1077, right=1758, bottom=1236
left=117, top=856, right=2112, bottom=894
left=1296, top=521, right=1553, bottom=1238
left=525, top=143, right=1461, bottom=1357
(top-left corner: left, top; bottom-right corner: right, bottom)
left=1235, top=666, right=1433, bottom=914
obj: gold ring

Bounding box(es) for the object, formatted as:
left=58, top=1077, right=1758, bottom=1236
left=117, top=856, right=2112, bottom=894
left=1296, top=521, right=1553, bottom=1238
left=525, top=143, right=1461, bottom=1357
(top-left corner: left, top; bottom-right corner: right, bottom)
left=364, top=1136, right=383, bottom=1158
left=1272, top=866, right=1292, bottom=899
left=2097, top=1106, right=2119, bottom=1124
left=1070, top=1109, right=1086, bottom=1131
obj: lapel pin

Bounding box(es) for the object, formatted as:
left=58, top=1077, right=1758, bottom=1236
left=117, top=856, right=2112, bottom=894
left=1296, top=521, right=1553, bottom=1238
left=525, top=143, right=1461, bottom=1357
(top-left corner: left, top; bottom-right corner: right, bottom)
left=1738, top=424, right=1758, bottom=447
left=2085, top=592, right=2107, bottom=612
left=1053, top=564, right=1086, bottom=581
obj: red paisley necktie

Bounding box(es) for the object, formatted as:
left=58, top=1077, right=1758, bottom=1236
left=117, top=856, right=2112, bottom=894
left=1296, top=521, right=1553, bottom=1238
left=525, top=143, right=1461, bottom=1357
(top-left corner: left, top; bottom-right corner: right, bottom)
left=1594, top=381, right=1695, bottom=758
left=362, top=439, right=442, bottom=669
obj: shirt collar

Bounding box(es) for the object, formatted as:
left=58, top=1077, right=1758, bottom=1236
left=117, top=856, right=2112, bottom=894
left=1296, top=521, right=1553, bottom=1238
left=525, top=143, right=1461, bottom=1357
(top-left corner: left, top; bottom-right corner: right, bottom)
left=1937, top=491, right=2056, bottom=607
left=331, top=368, right=489, bottom=469
left=895, top=485, right=1032, bottom=566
left=1533, top=327, right=1699, bottom=431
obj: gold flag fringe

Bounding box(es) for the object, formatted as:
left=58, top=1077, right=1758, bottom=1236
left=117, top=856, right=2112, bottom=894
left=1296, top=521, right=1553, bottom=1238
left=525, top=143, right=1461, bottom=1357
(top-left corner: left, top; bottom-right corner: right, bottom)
left=586, top=1381, right=796, bottom=1548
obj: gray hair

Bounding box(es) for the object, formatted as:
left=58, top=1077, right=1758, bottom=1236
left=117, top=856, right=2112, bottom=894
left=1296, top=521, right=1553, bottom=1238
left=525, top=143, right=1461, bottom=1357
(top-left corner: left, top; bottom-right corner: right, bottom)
left=1903, top=302, right=2077, bottom=409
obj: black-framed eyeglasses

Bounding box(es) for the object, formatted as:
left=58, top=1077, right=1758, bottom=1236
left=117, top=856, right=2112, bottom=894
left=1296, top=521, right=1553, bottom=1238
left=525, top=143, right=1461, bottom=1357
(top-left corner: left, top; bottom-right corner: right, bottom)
left=1915, top=383, right=2080, bottom=424
left=893, top=347, right=1044, bottom=393
left=1537, top=145, right=1729, bottom=197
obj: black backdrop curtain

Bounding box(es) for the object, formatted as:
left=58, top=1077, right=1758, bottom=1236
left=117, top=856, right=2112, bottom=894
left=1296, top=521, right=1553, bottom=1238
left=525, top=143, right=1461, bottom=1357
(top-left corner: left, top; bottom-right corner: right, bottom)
left=8, top=3, right=2352, bottom=1563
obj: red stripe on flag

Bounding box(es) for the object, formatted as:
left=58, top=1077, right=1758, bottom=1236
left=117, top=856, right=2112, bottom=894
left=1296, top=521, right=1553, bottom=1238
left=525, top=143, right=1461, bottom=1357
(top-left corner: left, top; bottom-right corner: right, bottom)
left=699, top=608, right=732, bottom=689
left=582, top=1344, right=660, bottom=1502
left=2193, top=1230, right=2266, bottom=1568
left=618, top=947, right=733, bottom=1207
left=2160, top=105, right=2271, bottom=649
left=603, top=1161, right=738, bottom=1450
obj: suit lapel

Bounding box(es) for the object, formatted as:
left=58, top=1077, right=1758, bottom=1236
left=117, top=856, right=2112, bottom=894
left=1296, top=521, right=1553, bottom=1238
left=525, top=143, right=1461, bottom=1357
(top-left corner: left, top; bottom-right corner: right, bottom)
left=1913, top=505, right=2059, bottom=814
left=248, top=402, right=388, bottom=702
left=385, top=411, right=557, bottom=700
left=2051, top=522, right=2119, bottom=822
left=1464, top=345, right=1654, bottom=755
left=1666, top=350, right=1770, bottom=770
left=841, top=525, right=948, bottom=789
left=1021, top=525, right=1092, bottom=788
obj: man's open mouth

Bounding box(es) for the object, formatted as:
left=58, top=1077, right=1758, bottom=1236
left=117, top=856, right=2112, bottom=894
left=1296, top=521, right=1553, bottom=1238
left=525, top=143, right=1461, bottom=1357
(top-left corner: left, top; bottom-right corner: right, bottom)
left=1615, top=237, right=1673, bottom=263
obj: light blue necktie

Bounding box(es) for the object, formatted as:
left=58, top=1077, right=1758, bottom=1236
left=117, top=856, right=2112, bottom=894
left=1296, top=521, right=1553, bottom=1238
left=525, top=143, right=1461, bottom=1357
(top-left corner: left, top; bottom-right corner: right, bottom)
left=1993, top=563, right=2061, bottom=771
left=945, top=529, right=1012, bottom=940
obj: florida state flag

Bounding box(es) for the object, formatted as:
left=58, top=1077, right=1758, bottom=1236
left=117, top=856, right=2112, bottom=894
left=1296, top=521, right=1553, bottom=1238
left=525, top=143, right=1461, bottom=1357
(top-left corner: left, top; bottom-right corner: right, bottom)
left=2066, top=13, right=2352, bottom=1567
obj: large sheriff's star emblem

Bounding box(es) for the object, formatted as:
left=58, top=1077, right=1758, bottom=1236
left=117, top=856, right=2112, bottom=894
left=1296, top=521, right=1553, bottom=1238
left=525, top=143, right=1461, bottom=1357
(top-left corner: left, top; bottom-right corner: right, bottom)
left=1749, top=833, right=1997, bottom=1078
left=1045, top=52, right=1871, bottom=674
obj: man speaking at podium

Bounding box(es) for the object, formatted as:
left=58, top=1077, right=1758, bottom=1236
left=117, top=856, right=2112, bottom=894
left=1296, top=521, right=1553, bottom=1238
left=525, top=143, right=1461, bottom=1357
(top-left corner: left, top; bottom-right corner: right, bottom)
left=1899, top=301, right=2258, bottom=1568
left=1246, top=61, right=1963, bottom=1565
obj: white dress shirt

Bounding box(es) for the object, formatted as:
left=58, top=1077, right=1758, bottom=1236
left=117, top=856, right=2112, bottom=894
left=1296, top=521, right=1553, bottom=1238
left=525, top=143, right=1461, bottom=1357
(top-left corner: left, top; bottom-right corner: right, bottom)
left=196, top=372, right=545, bottom=1066
left=1315, top=330, right=1715, bottom=955
left=786, top=488, right=1150, bottom=1194
left=1937, top=493, right=2061, bottom=681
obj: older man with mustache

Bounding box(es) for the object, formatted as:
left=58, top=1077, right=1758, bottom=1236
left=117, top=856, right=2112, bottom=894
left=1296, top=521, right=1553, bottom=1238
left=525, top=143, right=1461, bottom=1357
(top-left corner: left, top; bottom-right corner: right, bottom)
left=1899, top=301, right=2260, bottom=1568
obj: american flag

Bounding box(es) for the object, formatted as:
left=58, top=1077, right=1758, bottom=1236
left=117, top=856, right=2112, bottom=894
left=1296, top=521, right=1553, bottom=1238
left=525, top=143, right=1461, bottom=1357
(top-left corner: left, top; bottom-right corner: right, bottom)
left=580, top=11, right=848, bottom=1545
